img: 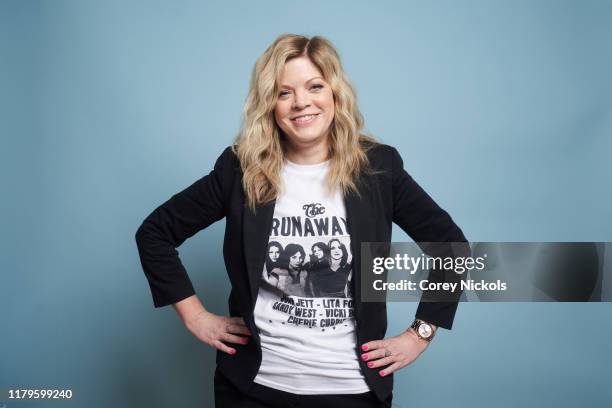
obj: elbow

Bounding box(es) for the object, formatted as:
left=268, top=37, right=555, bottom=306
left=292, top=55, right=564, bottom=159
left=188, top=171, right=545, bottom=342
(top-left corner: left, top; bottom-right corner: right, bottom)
left=439, top=210, right=467, bottom=243
left=134, top=223, right=148, bottom=248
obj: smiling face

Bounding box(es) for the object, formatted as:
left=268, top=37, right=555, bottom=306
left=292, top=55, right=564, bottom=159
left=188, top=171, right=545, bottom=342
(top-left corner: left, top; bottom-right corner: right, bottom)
left=274, top=56, right=335, bottom=150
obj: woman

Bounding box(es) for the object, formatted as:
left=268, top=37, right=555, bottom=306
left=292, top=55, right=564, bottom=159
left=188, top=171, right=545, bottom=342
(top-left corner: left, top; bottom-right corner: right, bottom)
left=263, top=241, right=283, bottom=286
left=274, top=243, right=308, bottom=297
left=135, top=33, right=467, bottom=407
left=303, top=242, right=331, bottom=297
left=305, top=242, right=330, bottom=271
left=326, top=238, right=352, bottom=298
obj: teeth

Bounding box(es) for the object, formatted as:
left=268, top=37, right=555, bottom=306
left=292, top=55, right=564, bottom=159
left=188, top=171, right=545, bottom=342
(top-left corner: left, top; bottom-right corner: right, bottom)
left=293, top=114, right=317, bottom=121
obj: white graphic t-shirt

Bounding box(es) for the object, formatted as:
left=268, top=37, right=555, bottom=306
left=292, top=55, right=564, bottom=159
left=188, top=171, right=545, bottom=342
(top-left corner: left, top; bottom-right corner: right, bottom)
left=253, top=158, right=370, bottom=395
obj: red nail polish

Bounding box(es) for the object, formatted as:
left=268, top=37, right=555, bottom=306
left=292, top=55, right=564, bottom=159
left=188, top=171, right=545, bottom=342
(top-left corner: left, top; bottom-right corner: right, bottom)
left=361, top=354, right=369, bottom=361
left=229, top=349, right=236, bottom=355
left=361, top=345, right=368, bottom=351
left=379, top=371, right=385, bottom=377
left=367, top=362, right=374, bottom=368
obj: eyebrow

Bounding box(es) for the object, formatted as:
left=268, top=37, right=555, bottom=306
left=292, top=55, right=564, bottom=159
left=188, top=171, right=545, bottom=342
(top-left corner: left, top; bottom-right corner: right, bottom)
left=279, top=76, right=324, bottom=89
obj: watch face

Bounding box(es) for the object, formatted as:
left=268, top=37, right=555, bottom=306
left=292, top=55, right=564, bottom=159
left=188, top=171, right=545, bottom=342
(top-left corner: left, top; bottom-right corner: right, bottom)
left=417, top=323, right=433, bottom=338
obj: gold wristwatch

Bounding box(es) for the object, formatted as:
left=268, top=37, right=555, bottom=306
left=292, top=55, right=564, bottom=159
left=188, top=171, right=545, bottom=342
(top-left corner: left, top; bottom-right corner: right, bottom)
left=410, top=319, right=435, bottom=342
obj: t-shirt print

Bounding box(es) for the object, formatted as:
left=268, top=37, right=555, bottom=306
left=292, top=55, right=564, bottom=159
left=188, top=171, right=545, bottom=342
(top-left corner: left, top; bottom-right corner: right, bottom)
left=262, top=205, right=354, bottom=329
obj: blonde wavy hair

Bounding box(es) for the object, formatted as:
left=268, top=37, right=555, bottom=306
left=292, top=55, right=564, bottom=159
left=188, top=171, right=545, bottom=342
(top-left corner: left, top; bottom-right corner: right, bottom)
left=233, top=33, right=379, bottom=211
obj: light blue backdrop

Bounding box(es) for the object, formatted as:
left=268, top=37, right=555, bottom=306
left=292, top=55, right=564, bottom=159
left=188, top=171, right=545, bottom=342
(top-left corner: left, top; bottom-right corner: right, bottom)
left=1, top=0, right=611, bottom=407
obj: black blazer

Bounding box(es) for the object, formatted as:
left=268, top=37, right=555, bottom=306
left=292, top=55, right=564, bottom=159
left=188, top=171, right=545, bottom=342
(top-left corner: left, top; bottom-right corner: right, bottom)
left=135, top=142, right=467, bottom=402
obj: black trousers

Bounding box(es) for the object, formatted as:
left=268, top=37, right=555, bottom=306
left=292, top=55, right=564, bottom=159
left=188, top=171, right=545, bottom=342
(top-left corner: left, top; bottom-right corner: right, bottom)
left=214, top=368, right=393, bottom=408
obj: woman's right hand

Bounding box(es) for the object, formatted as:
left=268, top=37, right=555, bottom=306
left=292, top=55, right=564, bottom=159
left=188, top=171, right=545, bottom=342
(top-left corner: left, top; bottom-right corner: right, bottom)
left=184, top=310, right=252, bottom=355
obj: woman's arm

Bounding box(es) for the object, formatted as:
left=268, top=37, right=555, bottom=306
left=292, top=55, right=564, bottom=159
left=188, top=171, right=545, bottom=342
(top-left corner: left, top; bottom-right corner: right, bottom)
left=135, top=147, right=250, bottom=355
left=135, top=147, right=232, bottom=308
left=389, top=146, right=468, bottom=330
left=360, top=146, right=468, bottom=376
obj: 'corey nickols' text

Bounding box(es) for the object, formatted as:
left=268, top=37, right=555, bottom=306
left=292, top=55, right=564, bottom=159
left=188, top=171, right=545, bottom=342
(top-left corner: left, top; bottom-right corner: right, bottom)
left=270, top=216, right=348, bottom=237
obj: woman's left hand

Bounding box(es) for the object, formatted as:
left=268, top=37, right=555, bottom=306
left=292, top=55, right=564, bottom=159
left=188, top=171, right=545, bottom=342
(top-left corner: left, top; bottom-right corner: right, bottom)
left=360, top=328, right=432, bottom=377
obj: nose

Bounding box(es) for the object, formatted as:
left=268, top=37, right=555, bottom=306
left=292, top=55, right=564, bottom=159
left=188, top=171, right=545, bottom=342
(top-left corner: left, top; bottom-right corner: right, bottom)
left=292, top=89, right=310, bottom=110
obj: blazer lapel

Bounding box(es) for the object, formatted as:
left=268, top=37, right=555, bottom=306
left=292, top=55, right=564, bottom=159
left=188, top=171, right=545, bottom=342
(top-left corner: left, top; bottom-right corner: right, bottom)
left=243, top=199, right=276, bottom=309
left=344, top=176, right=377, bottom=320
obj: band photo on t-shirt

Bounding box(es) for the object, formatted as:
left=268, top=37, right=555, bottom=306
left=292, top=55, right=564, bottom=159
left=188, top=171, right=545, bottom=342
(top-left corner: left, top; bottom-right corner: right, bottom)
left=263, top=237, right=353, bottom=298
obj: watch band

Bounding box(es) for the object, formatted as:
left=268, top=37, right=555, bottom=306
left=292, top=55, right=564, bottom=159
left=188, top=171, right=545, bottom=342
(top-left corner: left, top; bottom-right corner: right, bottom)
left=410, top=319, right=435, bottom=342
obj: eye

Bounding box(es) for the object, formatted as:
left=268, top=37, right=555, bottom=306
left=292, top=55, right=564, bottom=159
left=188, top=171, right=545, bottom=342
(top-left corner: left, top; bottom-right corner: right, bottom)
left=311, top=84, right=323, bottom=90
left=278, top=90, right=290, bottom=97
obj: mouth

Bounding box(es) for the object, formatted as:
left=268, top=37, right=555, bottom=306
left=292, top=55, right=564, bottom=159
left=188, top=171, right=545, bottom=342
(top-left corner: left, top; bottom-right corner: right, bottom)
left=291, top=113, right=320, bottom=125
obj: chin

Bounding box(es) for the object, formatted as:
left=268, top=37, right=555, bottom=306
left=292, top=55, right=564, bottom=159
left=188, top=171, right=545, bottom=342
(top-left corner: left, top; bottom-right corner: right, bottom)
left=287, top=128, right=327, bottom=143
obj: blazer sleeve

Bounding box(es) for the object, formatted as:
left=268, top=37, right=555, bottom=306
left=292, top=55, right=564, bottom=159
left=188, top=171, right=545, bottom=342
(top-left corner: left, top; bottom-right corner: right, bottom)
left=390, top=146, right=468, bottom=329
left=134, top=147, right=232, bottom=307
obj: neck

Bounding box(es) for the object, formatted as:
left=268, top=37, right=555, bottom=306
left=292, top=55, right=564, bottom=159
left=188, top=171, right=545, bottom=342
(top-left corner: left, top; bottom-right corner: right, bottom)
left=284, top=138, right=329, bottom=165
